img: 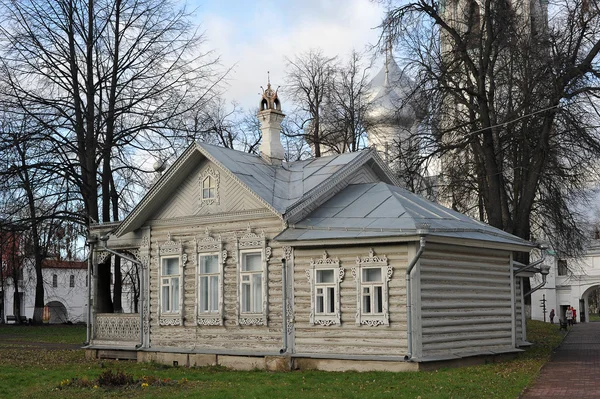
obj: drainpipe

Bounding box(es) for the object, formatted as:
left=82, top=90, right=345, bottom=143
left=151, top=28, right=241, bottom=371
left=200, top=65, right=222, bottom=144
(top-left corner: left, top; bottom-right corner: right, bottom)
left=524, top=264, right=551, bottom=297
left=280, top=258, right=288, bottom=354
left=514, top=246, right=547, bottom=275
left=405, top=229, right=428, bottom=361
left=99, top=235, right=144, bottom=349
left=84, top=235, right=96, bottom=345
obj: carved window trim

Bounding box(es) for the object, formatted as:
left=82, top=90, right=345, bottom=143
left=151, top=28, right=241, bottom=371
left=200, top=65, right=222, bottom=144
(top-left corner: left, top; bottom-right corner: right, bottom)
left=352, top=248, right=392, bottom=327
left=199, top=166, right=220, bottom=206
left=195, top=229, right=226, bottom=326
left=158, top=233, right=186, bottom=326
left=306, top=251, right=343, bottom=326
left=235, top=225, right=270, bottom=326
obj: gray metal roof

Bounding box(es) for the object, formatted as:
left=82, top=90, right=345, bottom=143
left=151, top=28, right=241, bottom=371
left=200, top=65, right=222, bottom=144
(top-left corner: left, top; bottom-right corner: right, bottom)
left=275, top=182, right=533, bottom=248
left=198, top=142, right=372, bottom=214
left=114, top=142, right=394, bottom=236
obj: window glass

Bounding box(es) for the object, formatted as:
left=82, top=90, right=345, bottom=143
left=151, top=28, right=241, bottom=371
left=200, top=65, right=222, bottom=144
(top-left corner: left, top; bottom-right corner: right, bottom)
left=200, top=277, right=209, bottom=312
left=252, top=274, right=262, bottom=312
left=242, top=253, right=262, bottom=271
left=242, top=283, right=251, bottom=312
left=558, top=259, right=568, bottom=276
left=200, top=255, right=219, bottom=274
left=171, top=278, right=179, bottom=311
left=202, top=176, right=215, bottom=199
left=162, top=285, right=170, bottom=311
left=209, top=276, right=218, bottom=311
left=327, top=287, right=335, bottom=313
left=316, top=288, right=324, bottom=313
left=162, top=258, right=179, bottom=275
left=363, top=268, right=382, bottom=282
left=316, top=269, right=334, bottom=283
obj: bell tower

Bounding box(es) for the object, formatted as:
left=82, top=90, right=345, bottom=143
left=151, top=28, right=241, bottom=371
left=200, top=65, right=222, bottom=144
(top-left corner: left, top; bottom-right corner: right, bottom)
left=258, top=73, right=285, bottom=164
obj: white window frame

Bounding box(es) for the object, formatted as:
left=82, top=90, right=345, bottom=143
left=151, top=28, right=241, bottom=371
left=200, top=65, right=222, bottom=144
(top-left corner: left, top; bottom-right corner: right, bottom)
left=202, top=176, right=215, bottom=200
left=195, top=229, right=226, bottom=326
left=236, top=225, right=271, bottom=326
left=199, top=166, right=220, bottom=206
left=306, top=251, right=343, bottom=326
left=352, top=248, right=392, bottom=326
left=158, top=233, right=187, bottom=326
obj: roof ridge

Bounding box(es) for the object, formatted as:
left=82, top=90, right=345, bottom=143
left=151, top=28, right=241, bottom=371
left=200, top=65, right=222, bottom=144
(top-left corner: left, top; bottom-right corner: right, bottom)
left=283, top=149, right=376, bottom=220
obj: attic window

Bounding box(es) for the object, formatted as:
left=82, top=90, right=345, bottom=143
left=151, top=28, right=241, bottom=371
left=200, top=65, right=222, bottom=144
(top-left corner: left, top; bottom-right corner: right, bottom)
left=202, top=176, right=215, bottom=199
left=199, top=166, right=220, bottom=206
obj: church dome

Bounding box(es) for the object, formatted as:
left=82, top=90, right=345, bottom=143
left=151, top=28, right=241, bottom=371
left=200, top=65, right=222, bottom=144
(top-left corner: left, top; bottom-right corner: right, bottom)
left=366, top=57, right=416, bottom=128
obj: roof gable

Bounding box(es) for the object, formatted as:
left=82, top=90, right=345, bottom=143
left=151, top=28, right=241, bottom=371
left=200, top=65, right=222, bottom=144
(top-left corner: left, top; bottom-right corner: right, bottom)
left=114, top=143, right=400, bottom=237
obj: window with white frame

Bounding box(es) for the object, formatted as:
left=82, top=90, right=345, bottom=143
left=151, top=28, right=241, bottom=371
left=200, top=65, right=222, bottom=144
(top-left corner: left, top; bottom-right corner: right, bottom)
left=199, top=166, right=220, bottom=206
left=240, top=251, right=262, bottom=313
left=199, top=254, right=219, bottom=313
left=307, top=251, right=343, bottom=326
left=236, top=225, right=271, bottom=326
left=195, top=229, right=226, bottom=326
left=353, top=248, right=392, bottom=326
left=161, top=257, right=180, bottom=313
left=361, top=268, right=383, bottom=315
left=158, top=234, right=186, bottom=326
left=202, top=176, right=215, bottom=200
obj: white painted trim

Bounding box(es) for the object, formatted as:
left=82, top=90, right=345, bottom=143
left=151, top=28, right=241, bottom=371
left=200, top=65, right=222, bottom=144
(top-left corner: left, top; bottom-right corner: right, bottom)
left=157, top=233, right=185, bottom=326
left=307, top=251, right=344, bottom=326
left=235, top=226, right=270, bottom=326
left=352, top=248, right=392, bottom=327
left=195, top=229, right=226, bottom=326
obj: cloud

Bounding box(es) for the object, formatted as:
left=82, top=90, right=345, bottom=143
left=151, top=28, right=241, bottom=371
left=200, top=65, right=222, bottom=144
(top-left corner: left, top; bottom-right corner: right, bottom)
left=195, top=0, right=385, bottom=110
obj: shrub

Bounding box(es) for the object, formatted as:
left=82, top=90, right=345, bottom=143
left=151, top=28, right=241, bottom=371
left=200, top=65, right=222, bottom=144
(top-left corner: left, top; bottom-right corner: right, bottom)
left=96, top=369, right=135, bottom=387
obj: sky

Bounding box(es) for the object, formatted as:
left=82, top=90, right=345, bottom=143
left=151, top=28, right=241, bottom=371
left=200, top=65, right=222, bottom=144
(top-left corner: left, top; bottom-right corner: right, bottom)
left=190, top=0, right=388, bottom=110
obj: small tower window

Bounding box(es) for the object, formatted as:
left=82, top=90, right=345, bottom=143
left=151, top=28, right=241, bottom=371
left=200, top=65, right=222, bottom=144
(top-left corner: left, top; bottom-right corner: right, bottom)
left=202, top=176, right=215, bottom=200
left=69, top=275, right=75, bottom=288
left=52, top=274, right=57, bottom=288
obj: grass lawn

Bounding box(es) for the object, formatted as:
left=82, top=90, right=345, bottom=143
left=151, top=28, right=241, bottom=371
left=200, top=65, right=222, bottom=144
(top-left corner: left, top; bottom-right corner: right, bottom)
left=0, top=320, right=564, bottom=399
left=588, top=313, right=600, bottom=322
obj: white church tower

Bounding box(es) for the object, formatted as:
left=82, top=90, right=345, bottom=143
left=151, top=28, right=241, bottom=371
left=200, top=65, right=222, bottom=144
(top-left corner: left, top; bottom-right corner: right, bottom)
left=258, top=76, right=285, bottom=165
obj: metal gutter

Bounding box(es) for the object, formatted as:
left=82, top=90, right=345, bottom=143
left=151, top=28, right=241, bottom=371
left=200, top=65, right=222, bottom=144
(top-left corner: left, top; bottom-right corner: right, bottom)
left=84, top=236, right=96, bottom=345
left=405, top=226, right=429, bottom=361
left=280, top=258, right=288, bottom=354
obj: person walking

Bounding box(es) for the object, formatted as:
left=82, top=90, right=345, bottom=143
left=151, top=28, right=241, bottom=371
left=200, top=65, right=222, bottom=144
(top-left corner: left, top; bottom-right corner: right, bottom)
left=573, top=308, right=577, bottom=324
left=566, top=306, right=574, bottom=326
left=550, top=309, right=555, bottom=324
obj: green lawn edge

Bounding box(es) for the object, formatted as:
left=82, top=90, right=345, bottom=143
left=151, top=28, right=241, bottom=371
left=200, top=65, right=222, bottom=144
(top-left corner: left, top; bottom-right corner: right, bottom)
left=0, top=320, right=564, bottom=399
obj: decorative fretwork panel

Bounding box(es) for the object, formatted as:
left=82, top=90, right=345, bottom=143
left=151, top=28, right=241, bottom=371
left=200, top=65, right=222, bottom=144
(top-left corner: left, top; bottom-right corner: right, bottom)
left=94, top=313, right=140, bottom=341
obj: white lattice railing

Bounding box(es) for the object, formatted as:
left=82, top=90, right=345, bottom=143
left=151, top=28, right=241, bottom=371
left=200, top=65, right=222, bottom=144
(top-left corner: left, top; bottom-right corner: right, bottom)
left=94, top=313, right=140, bottom=341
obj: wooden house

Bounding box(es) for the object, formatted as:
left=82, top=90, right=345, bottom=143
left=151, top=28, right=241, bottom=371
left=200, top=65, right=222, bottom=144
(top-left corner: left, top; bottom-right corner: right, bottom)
left=86, top=83, right=540, bottom=371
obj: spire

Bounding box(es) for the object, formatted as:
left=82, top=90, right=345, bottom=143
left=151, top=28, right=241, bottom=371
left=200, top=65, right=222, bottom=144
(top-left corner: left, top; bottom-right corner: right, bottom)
left=260, top=71, right=282, bottom=112
left=258, top=72, right=285, bottom=164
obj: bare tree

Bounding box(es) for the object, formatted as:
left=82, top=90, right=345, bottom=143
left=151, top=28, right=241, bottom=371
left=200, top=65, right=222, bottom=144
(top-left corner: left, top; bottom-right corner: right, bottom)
left=0, top=0, right=222, bottom=312
left=323, top=50, right=373, bottom=154
left=382, top=0, right=600, bottom=262
left=285, top=49, right=337, bottom=157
